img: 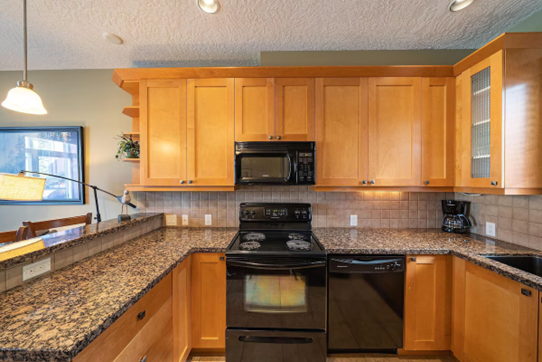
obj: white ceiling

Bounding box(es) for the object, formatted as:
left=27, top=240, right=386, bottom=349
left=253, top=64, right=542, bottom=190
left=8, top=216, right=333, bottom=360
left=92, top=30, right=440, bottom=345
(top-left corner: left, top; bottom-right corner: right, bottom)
left=0, top=0, right=541, bottom=71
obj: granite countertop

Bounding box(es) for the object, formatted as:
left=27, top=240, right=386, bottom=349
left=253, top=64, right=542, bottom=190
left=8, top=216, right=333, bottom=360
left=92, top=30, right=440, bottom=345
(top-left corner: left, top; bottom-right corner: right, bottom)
left=1, top=227, right=542, bottom=362
left=0, top=213, right=163, bottom=271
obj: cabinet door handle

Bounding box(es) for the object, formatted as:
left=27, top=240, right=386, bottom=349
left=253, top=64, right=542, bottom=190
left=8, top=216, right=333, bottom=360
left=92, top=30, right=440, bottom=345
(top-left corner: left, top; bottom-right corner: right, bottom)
left=277, top=136, right=282, bottom=140
left=370, top=180, right=375, bottom=185
left=425, top=180, right=430, bottom=185
left=220, top=256, right=225, bottom=261
left=137, top=310, right=146, bottom=321
left=491, top=181, right=498, bottom=186
left=410, top=257, right=416, bottom=262
left=521, top=288, right=532, bottom=297
left=180, top=180, right=185, bottom=184
left=188, top=180, right=193, bottom=184
left=268, top=135, right=273, bottom=140
left=140, top=356, right=147, bottom=362
left=361, top=180, right=367, bottom=185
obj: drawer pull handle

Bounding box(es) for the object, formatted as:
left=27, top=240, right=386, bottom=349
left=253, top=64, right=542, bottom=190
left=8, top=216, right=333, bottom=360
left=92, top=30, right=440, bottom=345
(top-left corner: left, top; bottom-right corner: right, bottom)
left=521, top=289, right=531, bottom=297
left=411, top=257, right=416, bottom=262
left=137, top=310, right=146, bottom=321
left=140, top=356, right=147, bottom=362
left=220, top=256, right=225, bottom=261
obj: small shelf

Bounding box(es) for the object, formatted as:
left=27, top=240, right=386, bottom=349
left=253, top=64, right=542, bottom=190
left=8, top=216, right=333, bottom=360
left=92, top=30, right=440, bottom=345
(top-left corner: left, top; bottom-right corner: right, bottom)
left=122, top=106, right=139, bottom=118
left=122, top=158, right=140, bottom=163
left=121, top=81, right=139, bottom=96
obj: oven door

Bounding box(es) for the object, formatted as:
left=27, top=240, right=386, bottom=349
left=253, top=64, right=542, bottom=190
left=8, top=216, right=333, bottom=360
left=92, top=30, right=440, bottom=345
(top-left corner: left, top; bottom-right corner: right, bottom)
left=226, top=257, right=326, bottom=330
left=226, top=329, right=327, bottom=362
left=235, top=151, right=295, bottom=185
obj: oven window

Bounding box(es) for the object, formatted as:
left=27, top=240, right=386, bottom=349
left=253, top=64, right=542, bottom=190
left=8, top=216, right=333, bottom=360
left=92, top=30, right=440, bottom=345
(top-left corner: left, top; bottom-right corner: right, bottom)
left=245, top=275, right=307, bottom=313
left=240, top=157, right=290, bottom=180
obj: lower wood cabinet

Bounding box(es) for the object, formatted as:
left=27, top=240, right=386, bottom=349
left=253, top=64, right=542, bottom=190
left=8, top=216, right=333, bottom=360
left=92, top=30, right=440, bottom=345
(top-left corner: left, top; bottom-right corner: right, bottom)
left=173, top=256, right=192, bottom=362
left=452, top=257, right=538, bottom=362
left=404, top=255, right=452, bottom=351
left=191, top=253, right=227, bottom=350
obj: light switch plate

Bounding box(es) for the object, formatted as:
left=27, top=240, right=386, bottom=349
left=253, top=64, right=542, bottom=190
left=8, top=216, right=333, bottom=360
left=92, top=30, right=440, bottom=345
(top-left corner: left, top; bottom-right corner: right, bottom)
left=486, top=222, right=496, bottom=237
left=205, top=214, right=212, bottom=226
left=350, top=215, right=358, bottom=227
left=23, top=258, right=51, bottom=281
left=182, top=215, right=189, bottom=226
left=165, top=214, right=177, bottom=226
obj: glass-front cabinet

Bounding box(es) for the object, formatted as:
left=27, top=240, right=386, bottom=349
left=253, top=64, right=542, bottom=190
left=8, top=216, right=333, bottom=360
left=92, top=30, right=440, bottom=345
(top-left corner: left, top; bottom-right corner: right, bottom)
left=458, top=51, right=503, bottom=188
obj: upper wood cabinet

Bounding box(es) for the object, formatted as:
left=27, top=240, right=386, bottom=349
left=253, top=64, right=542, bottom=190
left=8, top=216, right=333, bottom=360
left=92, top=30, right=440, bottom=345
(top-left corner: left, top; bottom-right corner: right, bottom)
left=173, top=257, right=192, bottom=362
left=140, top=79, right=187, bottom=186
left=368, top=77, right=421, bottom=186
left=404, top=255, right=452, bottom=351
left=421, top=78, right=455, bottom=187
left=452, top=257, right=538, bottom=362
left=275, top=78, right=315, bottom=141
left=187, top=79, right=235, bottom=186
left=191, top=253, right=226, bottom=350
left=315, top=78, right=368, bottom=187
left=234, top=78, right=274, bottom=141
left=235, top=78, right=315, bottom=142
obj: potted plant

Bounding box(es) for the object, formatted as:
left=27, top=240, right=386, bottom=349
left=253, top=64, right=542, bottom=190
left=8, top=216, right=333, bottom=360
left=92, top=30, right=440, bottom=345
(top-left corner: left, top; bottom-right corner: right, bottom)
left=115, top=134, right=140, bottom=160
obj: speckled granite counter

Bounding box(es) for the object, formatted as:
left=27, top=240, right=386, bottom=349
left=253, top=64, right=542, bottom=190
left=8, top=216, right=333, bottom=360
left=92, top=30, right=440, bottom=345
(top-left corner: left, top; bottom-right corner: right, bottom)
left=0, top=227, right=237, bottom=362
left=0, top=213, right=163, bottom=270
left=1, top=227, right=542, bottom=362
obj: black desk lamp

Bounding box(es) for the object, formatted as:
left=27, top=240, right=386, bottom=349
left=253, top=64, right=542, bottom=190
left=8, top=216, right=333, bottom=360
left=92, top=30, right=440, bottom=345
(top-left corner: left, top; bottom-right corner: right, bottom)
left=13, top=171, right=137, bottom=223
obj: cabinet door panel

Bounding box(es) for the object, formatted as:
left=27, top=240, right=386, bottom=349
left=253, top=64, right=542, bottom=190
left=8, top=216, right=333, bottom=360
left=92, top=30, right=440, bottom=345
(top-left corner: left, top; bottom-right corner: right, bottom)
left=368, top=77, right=421, bottom=186
left=404, top=255, right=451, bottom=351
left=315, top=78, right=368, bottom=186
left=140, top=79, right=187, bottom=185
left=275, top=78, right=315, bottom=141
left=460, top=51, right=503, bottom=188
left=234, top=78, right=274, bottom=141
left=421, top=78, right=455, bottom=187
left=192, top=253, right=226, bottom=350
left=173, top=257, right=192, bottom=362
left=187, top=79, right=235, bottom=186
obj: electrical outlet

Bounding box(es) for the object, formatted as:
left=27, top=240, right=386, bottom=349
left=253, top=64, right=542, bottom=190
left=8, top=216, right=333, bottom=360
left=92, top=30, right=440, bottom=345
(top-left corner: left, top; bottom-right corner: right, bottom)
left=182, top=215, right=189, bottom=226
left=165, top=214, right=177, bottom=226
left=486, top=222, right=496, bottom=237
left=23, top=258, right=51, bottom=281
left=205, top=214, right=212, bottom=226
left=350, top=215, right=358, bottom=227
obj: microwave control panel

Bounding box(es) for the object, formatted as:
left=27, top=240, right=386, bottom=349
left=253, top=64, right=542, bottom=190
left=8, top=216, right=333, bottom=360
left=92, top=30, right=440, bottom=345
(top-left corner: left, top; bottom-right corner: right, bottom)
left=297, top=152, right=315, bottom=183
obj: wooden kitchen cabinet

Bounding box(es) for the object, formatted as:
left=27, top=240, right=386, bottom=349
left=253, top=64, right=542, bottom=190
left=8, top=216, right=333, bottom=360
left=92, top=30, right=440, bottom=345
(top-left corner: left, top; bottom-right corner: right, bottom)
left=404, top=255, right=452, bottom=351
left=315, top=78, right=368, bottom=186
left=368, top=77, right=422, bottom=186
left=140, top=79, right=187, bottom=186
left=191, top=253, right=227, bottom=350
left=452, top=257, right=538, bottom=362
left=421, top=78, right=455, bottom=187
left=234, top=78, right=275, bottom=141
left=173, top=256, right=192, bottom=362
left=275, top=78, right=315, bottom=141
left=187, top=79, right=235, bottom=186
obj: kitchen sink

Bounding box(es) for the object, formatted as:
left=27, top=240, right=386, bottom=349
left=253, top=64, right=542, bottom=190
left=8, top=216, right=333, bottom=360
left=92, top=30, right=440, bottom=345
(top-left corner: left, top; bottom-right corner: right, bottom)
left=483, top=255, right=542, bottom=277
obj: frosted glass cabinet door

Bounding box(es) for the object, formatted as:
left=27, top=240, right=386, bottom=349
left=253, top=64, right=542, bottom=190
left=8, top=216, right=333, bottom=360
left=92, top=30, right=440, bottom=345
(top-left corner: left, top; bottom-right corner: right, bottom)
left=460, top=51, right=503, bottom=188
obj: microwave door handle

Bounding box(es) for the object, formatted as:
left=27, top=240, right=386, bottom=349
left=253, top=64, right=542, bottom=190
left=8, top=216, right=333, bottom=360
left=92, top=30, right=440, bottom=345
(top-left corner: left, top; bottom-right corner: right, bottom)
left=286, top=154, right=293, bottom=182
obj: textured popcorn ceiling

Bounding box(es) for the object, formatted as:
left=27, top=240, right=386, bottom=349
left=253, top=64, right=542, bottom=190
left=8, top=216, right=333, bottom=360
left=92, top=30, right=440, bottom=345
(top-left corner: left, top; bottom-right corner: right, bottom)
left=0, top=0, right=541, bottom=70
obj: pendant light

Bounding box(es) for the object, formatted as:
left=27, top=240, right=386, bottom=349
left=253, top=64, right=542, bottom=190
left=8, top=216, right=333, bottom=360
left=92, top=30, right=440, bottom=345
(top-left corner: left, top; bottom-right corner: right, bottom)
left=2, top=0, right=47, bottom=115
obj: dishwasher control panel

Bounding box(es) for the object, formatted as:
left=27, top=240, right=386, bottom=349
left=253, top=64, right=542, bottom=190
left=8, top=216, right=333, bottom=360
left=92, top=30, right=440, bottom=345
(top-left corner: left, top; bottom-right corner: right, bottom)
left=329, top=256, right=405, bottom=273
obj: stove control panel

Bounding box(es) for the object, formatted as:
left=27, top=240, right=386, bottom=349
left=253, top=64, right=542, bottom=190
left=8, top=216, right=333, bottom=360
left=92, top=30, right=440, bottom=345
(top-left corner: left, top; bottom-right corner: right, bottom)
left=239, top=203, right=312, bottom=222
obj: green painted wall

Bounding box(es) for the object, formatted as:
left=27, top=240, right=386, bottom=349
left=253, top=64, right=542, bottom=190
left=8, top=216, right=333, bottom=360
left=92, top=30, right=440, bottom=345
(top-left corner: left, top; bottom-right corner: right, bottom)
left=508, top=9, right=542, bottom=32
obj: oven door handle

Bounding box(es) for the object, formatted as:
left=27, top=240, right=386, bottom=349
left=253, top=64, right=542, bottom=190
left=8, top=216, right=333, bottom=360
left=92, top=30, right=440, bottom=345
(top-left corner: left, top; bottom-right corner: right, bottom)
left=227, top=260, right=326, bottom=270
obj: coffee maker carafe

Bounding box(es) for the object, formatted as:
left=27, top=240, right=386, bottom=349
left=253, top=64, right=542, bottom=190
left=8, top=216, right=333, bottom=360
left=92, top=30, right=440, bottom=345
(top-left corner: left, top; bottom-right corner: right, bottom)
left=441, top=200, right=472, bottom=233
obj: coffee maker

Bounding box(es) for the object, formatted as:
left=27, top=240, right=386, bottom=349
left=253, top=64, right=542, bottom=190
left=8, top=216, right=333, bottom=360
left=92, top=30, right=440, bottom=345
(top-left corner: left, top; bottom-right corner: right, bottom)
left=441, top=200, right=472, bottom=233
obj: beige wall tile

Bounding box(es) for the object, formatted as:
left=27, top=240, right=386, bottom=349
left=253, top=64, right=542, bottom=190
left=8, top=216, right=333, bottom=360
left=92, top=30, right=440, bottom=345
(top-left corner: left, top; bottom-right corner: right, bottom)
left=6, top=265, right=22, bottom=290
left=55, top=248, right=74, bottom=270
left=0, top=269, right=6, bottom=293
left=72, top=243, right=89, bottom=263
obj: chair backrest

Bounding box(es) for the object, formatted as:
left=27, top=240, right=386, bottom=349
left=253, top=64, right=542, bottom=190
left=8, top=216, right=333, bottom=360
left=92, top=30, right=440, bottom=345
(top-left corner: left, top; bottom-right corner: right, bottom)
left=24, top=213, right=93, bottom=238
left=0, top=226, right=30, bottom=244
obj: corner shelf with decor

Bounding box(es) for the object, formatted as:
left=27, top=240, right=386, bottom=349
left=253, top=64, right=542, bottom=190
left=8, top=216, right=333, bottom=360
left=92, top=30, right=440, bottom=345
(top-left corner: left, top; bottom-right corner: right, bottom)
left=117, top=79, right=141, bottom=185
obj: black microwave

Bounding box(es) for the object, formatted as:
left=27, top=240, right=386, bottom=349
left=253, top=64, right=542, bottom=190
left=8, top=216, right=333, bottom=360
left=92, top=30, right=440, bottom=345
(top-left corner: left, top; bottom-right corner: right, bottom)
left=235, top=142, right=315, bottom=185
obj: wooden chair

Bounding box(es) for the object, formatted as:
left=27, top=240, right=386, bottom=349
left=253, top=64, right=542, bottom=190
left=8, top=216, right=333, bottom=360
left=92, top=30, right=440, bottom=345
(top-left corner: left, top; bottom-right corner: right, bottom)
left=0, top=226, right=30, bottom=244
left=24, top=213, right=93, bottom=238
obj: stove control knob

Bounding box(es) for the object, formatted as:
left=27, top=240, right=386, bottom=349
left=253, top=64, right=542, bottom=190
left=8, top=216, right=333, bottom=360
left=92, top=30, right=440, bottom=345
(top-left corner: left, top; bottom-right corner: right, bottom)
left=251, top=210, right=256, bottom=215
left=294, top=210, right=301, bottom=218
left=243, top=210, right=249, bottom=216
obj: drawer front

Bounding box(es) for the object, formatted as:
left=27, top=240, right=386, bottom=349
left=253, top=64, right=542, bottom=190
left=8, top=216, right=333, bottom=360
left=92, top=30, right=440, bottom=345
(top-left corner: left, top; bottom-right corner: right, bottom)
left=74, top=274, right=172, bottom=362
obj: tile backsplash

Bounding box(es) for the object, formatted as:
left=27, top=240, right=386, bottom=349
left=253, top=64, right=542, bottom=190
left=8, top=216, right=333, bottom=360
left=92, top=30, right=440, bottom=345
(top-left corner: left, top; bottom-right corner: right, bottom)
left=133, top=187, right=455, bottom=229
left=455, top=193, right=542, bottom=251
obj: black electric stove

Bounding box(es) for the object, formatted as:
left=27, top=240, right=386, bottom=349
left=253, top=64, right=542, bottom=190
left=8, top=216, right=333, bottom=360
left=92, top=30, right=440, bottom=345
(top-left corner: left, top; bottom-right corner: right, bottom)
left=226, top=203, right=327, bottom=362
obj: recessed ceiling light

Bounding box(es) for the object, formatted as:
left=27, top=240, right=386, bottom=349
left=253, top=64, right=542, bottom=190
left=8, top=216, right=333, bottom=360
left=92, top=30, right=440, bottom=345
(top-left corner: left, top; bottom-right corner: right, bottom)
left=449, top=0, right=475, bottom=12
left=103, top=32, right=123, bottom=45
left=198, top=0, right=219, bottom=14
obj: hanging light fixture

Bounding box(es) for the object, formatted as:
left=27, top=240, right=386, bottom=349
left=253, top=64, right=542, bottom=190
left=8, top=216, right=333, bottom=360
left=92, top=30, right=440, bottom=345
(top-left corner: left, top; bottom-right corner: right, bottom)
left=2, top=0, right=47, bottom=115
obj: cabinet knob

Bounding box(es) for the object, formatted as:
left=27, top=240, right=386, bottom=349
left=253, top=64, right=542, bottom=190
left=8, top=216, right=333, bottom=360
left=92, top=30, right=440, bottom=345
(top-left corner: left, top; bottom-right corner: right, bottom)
left=220, top=256, right=225, bottom=261
left=361, top=180, right=367, bottom=185
left=180, top=180, right=185, bottom=184
left=268, top=135, right=273, bottom=140
left=411, top=257, right=416, bottom=262
left=140, top=356, right=147, bottom=362
left=277, top=136, right=282, bottom=140
left=370, top=180, right=375, bottom=185
left=188, top=180, right=193, bottom=184
left=425, top=180, right=430, bottom=185
left=137, top=310, right=146, bottom=321
left=491, top=181, right=498, bottom=186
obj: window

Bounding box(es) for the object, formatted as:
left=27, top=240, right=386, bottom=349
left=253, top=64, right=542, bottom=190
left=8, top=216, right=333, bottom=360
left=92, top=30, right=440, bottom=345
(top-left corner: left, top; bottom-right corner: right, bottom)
left=0, top=127, right=85, bottom=204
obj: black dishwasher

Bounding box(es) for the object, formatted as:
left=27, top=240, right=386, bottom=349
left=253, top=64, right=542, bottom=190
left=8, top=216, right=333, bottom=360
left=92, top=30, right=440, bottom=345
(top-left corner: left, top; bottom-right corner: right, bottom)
left=327, top=255, right=405, bottom=354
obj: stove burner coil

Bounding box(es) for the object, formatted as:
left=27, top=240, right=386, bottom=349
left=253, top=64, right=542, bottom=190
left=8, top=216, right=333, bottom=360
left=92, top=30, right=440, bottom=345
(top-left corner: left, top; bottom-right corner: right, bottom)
left=243, top=232, right=266, bottom=242
left=286, top=240, right=312, bottom=251
left=240, top=241, right=261, bottom=251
